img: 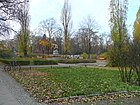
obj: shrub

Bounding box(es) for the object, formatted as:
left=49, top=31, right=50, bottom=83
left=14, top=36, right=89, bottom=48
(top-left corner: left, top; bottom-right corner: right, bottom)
left=81, top=53, right=88, bottom=59
left=33, top=60, right=58, bottom=65
left=99, top=52, right=108, bottom=60
left=0, top=50, right=11, bottom=58
left=90, top=54, right=97, bottom=59
left=108, top=50, right=118, bottom=67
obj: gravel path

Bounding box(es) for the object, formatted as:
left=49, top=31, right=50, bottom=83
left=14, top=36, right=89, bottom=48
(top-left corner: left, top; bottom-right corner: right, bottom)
left=0, top=68, right=46, bottom=105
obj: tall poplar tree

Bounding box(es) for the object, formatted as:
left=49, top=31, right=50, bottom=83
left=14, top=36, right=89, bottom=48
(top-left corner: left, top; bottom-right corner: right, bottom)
left=133, top=7, right=140, bottom=43
left=132, top=7, right=140, bottom=86
left=109, top=0, right=128, bottom=45
left=109, top=0, right=131, bottom=82
left=17, top=30, right=23, bottom=53
left=60, top=0, right=72, bottom=54
left=17, top=0, right=30, bottom=56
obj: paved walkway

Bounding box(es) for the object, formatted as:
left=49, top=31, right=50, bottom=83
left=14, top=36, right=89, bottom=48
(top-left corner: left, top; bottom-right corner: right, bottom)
left=0, top=68, right=46, bottom=105
left=0, top=79, right=21, bottom=105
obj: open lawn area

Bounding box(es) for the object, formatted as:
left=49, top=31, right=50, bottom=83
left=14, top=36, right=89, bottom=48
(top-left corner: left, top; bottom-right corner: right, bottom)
left=6, top=67, right=140, bottom=104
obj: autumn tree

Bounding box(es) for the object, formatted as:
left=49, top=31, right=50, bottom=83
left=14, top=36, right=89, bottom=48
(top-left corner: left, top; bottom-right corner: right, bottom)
left=109, top=0, right=128, bottom=44
left=17, top=0, right=30, bottom=56
left=133, top=7, right=140, bottom=43
left=60, top=0, right=72, bottom=54
left=130, top=7, right=140, bottom=86
left=109, top=0, right=132, bottom=82
left=39, top=34, right=51, bottom=55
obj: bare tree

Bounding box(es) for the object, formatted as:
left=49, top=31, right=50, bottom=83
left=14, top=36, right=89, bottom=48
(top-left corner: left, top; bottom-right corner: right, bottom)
left=77, top=28, right=89, bottom=53
left=0, top=0, right=24, bottom=36
left=38, top=18, right=57, bottom=41
left=54, top=27, right=63, bottom=54
left=60, top=0, right=72, bottom=54
left=98, top=33, right=110, bottom=53
left=71, top=33, right=81, bottom=54
left=79, top=16, right=99, bottom=58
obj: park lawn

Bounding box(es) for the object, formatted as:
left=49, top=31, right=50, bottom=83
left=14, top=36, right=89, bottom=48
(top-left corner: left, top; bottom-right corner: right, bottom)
left=7, top=67, right=140, bottom=103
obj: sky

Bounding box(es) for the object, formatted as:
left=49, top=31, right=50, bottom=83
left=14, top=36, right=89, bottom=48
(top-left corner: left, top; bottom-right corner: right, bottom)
left=29, top=0, right=140, bottom=34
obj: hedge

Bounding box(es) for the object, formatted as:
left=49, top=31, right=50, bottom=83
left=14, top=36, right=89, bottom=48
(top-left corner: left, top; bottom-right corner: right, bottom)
left=16, top=60, right=30, bottom=65
left=0, top=59, right=96, bottom=65
left=58, top=59, right=96, bottom=64
left=0, top=59, right=10, bottom=64
left=0, top=59, right=30, bottom=65
left=33, top=60, right=58, bottom=65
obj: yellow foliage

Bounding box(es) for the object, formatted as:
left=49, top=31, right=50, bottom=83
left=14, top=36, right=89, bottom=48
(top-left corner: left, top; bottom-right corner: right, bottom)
left=133, top=8, right=140, bottom=43
left=39, top=39, right=51, bottom=48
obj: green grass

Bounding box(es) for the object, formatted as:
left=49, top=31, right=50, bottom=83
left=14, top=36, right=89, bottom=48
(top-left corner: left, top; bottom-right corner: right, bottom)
left=7, top=67, right=140, bottom=102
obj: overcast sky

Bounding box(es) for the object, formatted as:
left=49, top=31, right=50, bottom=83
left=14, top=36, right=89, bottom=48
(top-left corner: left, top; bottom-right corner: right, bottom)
left=29, top=0, right=140, bottom=34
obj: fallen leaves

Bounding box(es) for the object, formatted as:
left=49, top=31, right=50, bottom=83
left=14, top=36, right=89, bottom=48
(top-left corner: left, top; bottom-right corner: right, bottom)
left=5, top=67, right=140, bottom=104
